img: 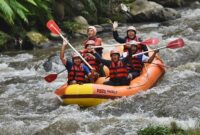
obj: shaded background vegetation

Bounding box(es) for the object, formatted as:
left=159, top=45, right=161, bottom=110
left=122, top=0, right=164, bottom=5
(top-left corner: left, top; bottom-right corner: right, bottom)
left=0, top=0, right=127, bottom=36
left=1, top=0, right=197, bottom=51
left=0, top=0, right=131, bottom=51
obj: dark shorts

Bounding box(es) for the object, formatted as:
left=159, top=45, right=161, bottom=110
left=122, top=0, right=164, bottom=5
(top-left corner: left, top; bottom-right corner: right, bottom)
left=103, top=78, right=130, bottom=86
left=129, top=71, right=140, bottom=79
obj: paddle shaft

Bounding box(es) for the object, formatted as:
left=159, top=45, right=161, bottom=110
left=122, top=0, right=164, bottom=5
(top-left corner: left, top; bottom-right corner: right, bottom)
left=57, top=68, right=67, bottom=75
left=92, top=41, right=139, bottom=48
left=92, top=44, right=122, bottom=48
left=92, top=38, right=159, bottom=49
left=132, top=46, right=166, bottom=57
left=50, top=25, right=93, bottom=70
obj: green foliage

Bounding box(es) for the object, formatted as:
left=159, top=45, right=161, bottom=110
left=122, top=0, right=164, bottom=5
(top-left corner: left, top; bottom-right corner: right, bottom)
left=0, top=0, right=29, bottom=25
left=138, top=126, right=171, bottom=135
left=0, top=31, right=12, bottom=47
left=0, top=31, right=13, bottom=51
left=0, top=0, right=52, bottom=26
left=138, top=122, right=200, bottom=135
left=186, top=128, right=200, bottom=135
left=170, top=121, right=185, bottom=134
left=122, top=0, right=135, bottom=4
left=21, top=0, right=53, bottom=25
left=63, top=21, right=83, bottom=34
left=98, top=17, right=112, bottom=24
left=81, top=0, right=97, bottom=24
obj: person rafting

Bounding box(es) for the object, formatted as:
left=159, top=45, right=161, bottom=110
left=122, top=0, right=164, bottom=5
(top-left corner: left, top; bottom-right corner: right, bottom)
left=92, top=49, right=130, bottom=86
left=81, top=40, right=105, bottom=81
left=60, top=40, right=94, bottom=85
left=83, top=26, right=103, bottom=56
left=112, top=21, right=148, bottom=56
left=127, top=41, right=159, bottom=80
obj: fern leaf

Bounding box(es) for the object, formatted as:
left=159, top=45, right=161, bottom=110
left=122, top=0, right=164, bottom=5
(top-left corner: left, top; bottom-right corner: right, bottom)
left=0, top=0, right=14, bottom=24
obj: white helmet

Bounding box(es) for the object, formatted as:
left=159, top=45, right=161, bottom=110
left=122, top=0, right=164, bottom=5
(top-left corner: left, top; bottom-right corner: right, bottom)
left=87, top=26, right=97, bottom=35
left=127, top=26, right=136, bottom=33
left=129, top=40, right=139, bottom=45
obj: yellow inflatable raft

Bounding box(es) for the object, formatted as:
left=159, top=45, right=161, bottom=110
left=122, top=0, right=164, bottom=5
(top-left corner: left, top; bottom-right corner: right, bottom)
left=54, top=46, right=165, bottom=107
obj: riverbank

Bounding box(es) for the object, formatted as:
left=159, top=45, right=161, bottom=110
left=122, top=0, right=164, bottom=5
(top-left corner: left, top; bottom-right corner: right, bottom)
left=1, top=0, right=199, bottom=52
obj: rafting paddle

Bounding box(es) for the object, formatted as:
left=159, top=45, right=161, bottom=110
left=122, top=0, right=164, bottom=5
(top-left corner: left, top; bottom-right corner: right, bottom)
left=44, top=69, right=66, bottom=83
left=46, top=20, right=93, bottom=70
left=132, top=38, right=184, bottom=57
left=44, top=20, right=94, bottom=83
left=92, top=38, right=160, bottom=48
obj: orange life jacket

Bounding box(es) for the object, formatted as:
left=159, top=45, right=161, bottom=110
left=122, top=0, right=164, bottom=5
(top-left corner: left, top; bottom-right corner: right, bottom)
left=109, top=61, right=128, bottom=80
left=68, top=64, right=85, bottom=83
left=127, top=55, right=143, bottom=72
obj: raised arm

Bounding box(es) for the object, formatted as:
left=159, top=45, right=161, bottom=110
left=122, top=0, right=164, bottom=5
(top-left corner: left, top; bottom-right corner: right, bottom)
left=147, top=50, right=159, bottom=63
left=112, top=21, right=126, bottom=43
left=60, top=40, right=68, bottom=65
left=92, top=50, right=111, bottom=67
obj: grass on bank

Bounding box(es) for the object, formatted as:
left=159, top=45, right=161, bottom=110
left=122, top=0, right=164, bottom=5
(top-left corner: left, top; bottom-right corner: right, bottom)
left=138, top=122, right=200, bottom=135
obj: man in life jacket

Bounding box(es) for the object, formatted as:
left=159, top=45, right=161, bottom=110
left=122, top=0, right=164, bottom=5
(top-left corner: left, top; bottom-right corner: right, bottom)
left=112, top=21, right=148, bottom=56
left=127, top=42, right=158, bottom=80
left=83, top=26, right=103, bottom=56
left=60, top=40, right=94, bottom=85
left=92, top=49, right=130, bottom=86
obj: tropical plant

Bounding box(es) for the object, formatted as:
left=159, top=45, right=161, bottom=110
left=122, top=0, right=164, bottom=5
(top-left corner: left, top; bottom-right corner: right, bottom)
left=0, top=0, right=29, bottom=25
left=0, top=0, right=53, bottom=26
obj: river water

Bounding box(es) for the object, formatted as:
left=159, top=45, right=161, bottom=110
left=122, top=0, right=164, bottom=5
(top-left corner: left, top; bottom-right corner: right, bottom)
left=0, top=7, right=200, bottom=135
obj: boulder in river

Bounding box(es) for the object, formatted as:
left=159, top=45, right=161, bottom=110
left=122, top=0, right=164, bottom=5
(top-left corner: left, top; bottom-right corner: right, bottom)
left=150, top=0, right=185, bottom=7
left=72, top=16, right=89, bottom=35
left=127, top=0, right=181, bottom=22
left=22, top=31, right=51, bottom=50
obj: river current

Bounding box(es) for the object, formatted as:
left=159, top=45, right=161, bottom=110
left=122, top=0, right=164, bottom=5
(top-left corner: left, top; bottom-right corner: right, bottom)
left=0, top=8, right=200, bottom=135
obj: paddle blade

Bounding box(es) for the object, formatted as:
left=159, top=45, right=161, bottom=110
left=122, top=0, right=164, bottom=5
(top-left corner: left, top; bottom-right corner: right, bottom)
left=44, top=74, right=58, bottom=83
left=142, top=38, right=160, bottom=45
left=167, top=38, right=184, bottom=49
left=46, top=20, right=61, bottom=35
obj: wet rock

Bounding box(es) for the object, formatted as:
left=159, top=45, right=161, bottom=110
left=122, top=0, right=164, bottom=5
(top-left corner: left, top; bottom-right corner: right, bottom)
left=43, top=60, right=52, bottom=72
left=127, top=0, right=181, bottom=22
left=190, top=1, right=200, bottom=8
left=100, top=24, right=113, bottom=32
left=72, top=16, right=88, bottom=35
left=95, top=25, right=104, bottom=33
left=22, top=31, right=50, bottom=50
left=150, top=0, right=184, bottom=7
left=73, top=16, right=88, bottom=26
left=35, top=118, right=80, bottom=135
left=43, top=53, right=60, bottom=72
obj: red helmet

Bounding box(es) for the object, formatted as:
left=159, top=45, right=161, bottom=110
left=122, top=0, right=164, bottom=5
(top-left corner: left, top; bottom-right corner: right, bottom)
left=110, top=50, right=120, bottom=57
left=85, top=40, right=95, bottom=45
